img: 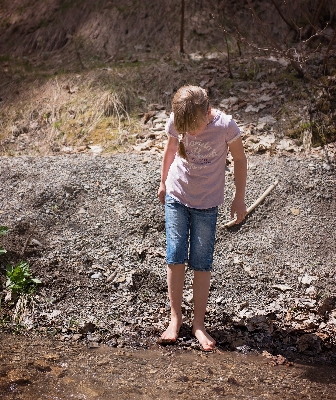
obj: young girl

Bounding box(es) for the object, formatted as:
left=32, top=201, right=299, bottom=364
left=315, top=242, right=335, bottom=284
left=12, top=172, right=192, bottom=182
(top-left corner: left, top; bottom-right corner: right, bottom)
left=158, top=85, right=247, bottom=351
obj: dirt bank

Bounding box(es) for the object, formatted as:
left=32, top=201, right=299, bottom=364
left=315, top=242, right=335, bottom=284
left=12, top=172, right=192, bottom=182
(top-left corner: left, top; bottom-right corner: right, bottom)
left=0, top=148, right=335, bottom=365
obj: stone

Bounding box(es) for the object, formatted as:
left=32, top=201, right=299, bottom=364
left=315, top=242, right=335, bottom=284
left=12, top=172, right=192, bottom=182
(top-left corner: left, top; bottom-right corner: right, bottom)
left=238, top=301, right=249, bottom=311
left=91, top=272, right=103, bottom=279
left=246, top=315, right=273, bottom=333
left=305, top=286, right=317, bottom=298
left=317, top=297, right=336, bottom=316
left=295, top=298, right=316, bottom=309
left=297, top=334, right=322, bottom=353
left=272, top=284, right=292, bottom=292
left=233, top=256, right=243, bottom=265
left=88, top=145, right=103, bottom=154
left=219, top=97, right=239, bottom=109
left=277, top=139, right=296, bottom=152
left=300, top=274, right=318, bottom=285
left=290, top=208, right=300, bottom=216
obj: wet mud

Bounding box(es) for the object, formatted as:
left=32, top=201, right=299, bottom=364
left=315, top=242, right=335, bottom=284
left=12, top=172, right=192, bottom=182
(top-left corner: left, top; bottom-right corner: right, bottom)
left=1, top=333, right=336, bottom=399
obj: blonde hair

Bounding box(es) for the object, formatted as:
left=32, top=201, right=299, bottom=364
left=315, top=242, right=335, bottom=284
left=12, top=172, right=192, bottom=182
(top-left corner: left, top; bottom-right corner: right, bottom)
left=172, top=86, right=209, bottom=161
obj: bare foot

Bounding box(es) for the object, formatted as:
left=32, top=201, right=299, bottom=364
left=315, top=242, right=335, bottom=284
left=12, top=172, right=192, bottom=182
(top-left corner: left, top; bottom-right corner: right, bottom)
left=192, top=325, right=216, bottom=351
left=159, top=317, right=182, bottom=344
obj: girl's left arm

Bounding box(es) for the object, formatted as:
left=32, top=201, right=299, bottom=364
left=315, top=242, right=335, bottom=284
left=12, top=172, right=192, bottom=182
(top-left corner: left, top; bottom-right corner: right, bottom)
left=228, top=137, right=247, bottom=224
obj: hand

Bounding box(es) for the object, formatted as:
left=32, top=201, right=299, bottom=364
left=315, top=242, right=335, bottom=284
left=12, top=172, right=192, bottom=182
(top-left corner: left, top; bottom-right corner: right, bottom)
left=158, top=182, right=166, bottom=205
left=231, top=197, right=247, bottom=224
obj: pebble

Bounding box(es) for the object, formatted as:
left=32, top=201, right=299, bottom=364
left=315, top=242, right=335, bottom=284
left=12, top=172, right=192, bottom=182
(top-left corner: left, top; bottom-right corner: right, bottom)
left=91, top=273, right=103, bottom=279
left=272, top=284, right=292, bottom=292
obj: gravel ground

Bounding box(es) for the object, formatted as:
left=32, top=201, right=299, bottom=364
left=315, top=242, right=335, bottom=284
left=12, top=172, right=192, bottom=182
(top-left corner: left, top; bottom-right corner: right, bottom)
left=0, top=149, right=335, bottom=364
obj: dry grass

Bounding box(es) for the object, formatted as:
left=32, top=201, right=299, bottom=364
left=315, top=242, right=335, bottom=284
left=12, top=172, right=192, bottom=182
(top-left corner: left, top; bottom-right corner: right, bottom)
left=1, top=51, right=335, bottom=156
left=0, top=66, right=147, bottom=156
left=0, top=56, right=221, bottom=156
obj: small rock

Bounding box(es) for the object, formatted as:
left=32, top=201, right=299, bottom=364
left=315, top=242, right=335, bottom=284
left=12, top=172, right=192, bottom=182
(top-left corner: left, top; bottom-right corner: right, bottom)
left=246, top=315, right=273, bottom=333
left=295, top=298, right=316, bottom=309
left=79, top=322, right=96, bottom=334
left=272, top=284, right=292, bottom=292
left=31, top=238, right=43, bottom=247
left=238, top=301, right=249, bottom=311
left=317, top=297, right=336, bottom=316
left=305, top=286, right=317, bottom=298
left=219, top=97, right=238, bottom=109
left=91, top=272, right=102, bottom=279
left=48, top=309, right=62, bottom=320
left=297, top=333, right=322, bottom=353
left=300, top=274, right=318, bottom=285
left=88, top=145, right=103, bottom=154
left=116, top=275, right=126, bottom=283
left=233, top=256, right=243, bottom=265
left=277, top=139, right=296, bottom=152
left=290, top=208, right=300, bottom=216
left=257, top=96, right=273, bottom=104
left=258, top=118, right=276, bottom=131
left=328, top=310, right=336, bottom=325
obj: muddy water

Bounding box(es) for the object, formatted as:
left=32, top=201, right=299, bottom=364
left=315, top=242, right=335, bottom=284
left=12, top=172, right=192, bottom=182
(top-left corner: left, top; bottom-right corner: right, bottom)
left=1, top=333, right=335, bottom=399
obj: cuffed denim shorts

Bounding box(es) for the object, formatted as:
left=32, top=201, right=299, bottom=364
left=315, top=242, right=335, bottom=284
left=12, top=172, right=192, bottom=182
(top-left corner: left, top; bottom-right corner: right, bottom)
left=165, top=194, right=218, bottom=272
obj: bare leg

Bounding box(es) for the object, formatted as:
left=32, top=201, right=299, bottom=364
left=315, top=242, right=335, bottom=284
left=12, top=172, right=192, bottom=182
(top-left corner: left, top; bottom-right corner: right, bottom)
left=160, top=264, right=185, bottom=342
left=192, top=271, right=216, bottom=350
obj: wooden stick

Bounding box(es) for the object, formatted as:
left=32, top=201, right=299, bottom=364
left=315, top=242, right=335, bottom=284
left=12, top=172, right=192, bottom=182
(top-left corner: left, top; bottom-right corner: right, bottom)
left=224, top=180, right=279, bottom=228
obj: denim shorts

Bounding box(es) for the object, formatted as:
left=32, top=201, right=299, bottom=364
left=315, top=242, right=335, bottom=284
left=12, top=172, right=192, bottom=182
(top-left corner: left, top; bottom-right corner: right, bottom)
left=165, top=194, right=218, bottom=272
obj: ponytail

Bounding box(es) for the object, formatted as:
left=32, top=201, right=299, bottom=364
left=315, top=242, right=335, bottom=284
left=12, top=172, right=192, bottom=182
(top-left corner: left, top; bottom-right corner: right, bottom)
left=178, top=134, right=189, bottom=161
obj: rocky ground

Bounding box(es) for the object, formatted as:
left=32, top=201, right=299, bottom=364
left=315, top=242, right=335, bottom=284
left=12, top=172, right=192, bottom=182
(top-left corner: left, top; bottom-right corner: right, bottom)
left=0, top=137, right=335, bottom=365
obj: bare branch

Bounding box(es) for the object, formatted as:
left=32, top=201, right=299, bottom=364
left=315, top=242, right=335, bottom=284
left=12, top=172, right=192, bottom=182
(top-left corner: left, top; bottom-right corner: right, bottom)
left=323, top=28, right=336, bottom=74
left=312, top=0, right=326, bottom=32
left=246, top=0, right=305, bottom=77
left=225, top=35, right=233, bottom=79
left=270, top=0, right=298, bottom=34
left=180, top=0, right=185, bottom=54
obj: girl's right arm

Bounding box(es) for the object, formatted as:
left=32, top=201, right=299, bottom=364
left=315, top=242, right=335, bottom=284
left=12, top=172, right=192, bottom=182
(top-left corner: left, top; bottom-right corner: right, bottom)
left=158, top=136, right=178, bottom=204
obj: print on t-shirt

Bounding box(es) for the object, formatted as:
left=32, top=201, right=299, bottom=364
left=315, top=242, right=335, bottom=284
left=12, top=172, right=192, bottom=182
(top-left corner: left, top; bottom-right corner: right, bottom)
left=186, top=137, right=217, bottom=169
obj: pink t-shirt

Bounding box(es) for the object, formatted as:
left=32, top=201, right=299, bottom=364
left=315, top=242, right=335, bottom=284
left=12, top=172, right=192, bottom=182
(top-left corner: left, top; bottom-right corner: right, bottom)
left=165, top=110, right=241, bottom=209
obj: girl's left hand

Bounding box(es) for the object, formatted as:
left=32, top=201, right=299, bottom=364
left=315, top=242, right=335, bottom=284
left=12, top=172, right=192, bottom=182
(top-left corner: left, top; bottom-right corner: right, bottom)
left=231, top=197, right=247, bottom=224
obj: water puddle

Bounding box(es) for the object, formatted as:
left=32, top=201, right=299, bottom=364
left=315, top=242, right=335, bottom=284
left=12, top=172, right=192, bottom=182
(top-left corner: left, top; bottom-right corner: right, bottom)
left=1, top=333, right=335, bottom=399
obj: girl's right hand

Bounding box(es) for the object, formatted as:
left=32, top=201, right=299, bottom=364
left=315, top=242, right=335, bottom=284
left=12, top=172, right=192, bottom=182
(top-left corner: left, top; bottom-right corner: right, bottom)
left=158, top=182, right=166, bottom=204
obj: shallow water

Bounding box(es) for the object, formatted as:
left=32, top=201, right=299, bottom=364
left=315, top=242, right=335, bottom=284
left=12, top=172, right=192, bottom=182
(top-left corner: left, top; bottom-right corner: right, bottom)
left=1, top=333, right=336, bottom=399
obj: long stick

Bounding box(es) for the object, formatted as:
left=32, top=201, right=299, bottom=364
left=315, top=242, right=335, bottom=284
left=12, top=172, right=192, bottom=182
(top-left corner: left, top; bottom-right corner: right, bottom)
left=224, top=180, right=279, bottom=228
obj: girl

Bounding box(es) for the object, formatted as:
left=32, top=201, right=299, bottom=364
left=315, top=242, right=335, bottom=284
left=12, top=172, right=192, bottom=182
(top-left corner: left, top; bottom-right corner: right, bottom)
left=158, top=85, right=247, bottom=351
